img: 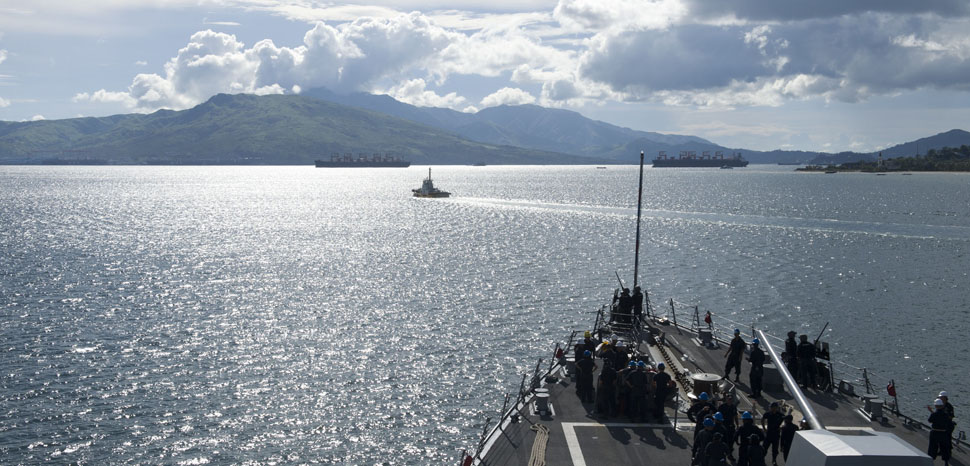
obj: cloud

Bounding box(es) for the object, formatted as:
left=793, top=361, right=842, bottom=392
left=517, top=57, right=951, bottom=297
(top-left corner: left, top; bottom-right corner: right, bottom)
left=575, top=13, right=970, bottom=106
left=480, top=87, right=536, bottom=107
left=383, top=78, right=468, bottom=109
left=134, top=60, right=147, bottom=66
left=78, top=13, right=464, bottom=111
left=0, top=96, right=9, bottom=107
left=682, top=0, right=970, bottom=21
left=29, top=114, right=45, bottom=121
left=0, top=49, right=6, bottom=64
left=553, top=0, right=686, bottom=31
left=203, top=18, right=241, bottom=26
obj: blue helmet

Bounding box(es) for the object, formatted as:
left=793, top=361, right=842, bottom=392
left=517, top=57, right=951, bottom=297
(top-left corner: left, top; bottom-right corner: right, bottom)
left=703, top=418, right=715, bottom=427
left=752, top=338, right=760, bottom=345
left=741, top=411, right=753, bottom=420
left=713, top=412, right=724, bottom=421
left=699, top=392, right=709, bottom=401
left=583, top=350, right=591, bottom=357
left=657, top=362, right=665, bottom=370
left=637, top=361, right=647, bottom=368
left=734, top=328, right=740, bottom=334
left=629, top=361, right=637, bottom=367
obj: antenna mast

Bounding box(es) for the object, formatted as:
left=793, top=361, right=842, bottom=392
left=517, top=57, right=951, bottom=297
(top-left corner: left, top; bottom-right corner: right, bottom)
left=633, top=151, right=645, bottom=289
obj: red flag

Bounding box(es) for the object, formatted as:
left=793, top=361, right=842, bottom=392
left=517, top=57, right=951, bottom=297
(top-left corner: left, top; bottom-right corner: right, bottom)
left=887, top=381, right=896, bottom=397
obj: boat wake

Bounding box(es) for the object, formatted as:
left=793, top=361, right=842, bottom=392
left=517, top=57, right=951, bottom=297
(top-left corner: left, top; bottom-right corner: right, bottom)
left=453, top=197, right=970, bottom=241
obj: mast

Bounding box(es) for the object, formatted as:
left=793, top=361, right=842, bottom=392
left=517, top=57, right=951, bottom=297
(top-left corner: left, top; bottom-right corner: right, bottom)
left=633, top=151, right=645, bottom=289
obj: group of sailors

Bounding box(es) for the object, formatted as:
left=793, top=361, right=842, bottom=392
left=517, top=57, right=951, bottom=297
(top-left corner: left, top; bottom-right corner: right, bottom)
left=610, top=287, right=644, bottom=327
left=723, top=328, right=823, bottom=399
left=689, top=397, right=802, bottom=466
left=573, top=332, right=674, bottom=421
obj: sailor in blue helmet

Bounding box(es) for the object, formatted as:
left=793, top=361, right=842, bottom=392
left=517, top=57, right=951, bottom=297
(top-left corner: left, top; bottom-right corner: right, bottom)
left=711, top=411, right=730, bottom=447
left=688, top=392, right=716, bottom=435
left=651, top=362, right=674, bottom=419
left=724, top=329, right=746, bottom=382
left=748, top=338, right=765, bottom=398
left=734, top=411, right=764, bottom=466
left=575, top=350, right=597, bottom=403
left=625, top=361, right=649, bottom=421
left=928, top=398, right=953, bottom=464
left=692, top=417, right=717, bottom=465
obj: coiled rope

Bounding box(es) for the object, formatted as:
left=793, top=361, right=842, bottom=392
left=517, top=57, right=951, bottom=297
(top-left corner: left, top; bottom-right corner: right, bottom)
left=528, top=424, right=550, bottom=466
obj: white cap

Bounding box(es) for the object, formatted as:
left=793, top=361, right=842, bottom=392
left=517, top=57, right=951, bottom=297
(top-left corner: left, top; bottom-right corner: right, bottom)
left=939, top=391, right=949, bottom=398
left=935, top=398, right=945, bottom=407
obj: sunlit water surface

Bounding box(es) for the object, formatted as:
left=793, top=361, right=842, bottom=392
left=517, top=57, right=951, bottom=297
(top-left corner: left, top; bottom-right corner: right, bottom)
left=1, top=165, right=969, bottom=464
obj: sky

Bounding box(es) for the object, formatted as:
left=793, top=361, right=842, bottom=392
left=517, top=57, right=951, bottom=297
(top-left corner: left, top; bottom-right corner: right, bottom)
left=1, top=0, right=969, bottom=152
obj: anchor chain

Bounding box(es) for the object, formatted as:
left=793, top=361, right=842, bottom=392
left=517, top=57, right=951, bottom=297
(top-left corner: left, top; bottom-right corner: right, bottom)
left=655, top=336, right=694, bottom=393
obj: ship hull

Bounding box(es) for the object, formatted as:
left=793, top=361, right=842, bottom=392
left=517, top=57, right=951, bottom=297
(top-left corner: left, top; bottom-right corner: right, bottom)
left=652, top=159, right=748, bottom=167
left=314, top=160, right=410, bottom=168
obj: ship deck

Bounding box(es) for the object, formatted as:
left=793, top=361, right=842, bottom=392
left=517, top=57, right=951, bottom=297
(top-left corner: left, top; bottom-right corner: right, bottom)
left=476, top=316, right=969, bottom=466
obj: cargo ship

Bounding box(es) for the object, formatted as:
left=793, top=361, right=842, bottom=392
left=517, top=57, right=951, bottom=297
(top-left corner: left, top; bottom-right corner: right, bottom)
left=314, top=153, right=410, bottom=168
left=653, top=150, right=748, bottom=168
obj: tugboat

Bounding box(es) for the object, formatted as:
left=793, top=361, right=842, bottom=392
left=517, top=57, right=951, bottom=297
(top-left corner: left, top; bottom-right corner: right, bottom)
left=457, top=151, right=955, bottom=466
left=412, top=168, right=451, bottom=198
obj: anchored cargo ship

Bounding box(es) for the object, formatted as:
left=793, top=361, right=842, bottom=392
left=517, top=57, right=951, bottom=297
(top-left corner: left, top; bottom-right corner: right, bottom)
left=314, top=153, right=410, bottom=168
left=653, top=150, right=748, bottom=168
left=458, top=152, right=959, bottom=466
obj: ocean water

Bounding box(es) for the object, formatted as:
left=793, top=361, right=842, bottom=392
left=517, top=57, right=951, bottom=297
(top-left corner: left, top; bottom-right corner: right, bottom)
left=1, top=165, right=969, bottom=464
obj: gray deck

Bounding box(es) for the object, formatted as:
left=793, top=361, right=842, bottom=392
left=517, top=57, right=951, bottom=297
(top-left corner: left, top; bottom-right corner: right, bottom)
left=477, top=318, right=967, bottom=465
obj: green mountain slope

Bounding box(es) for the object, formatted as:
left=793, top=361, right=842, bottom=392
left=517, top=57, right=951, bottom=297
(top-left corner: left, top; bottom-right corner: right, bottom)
left=0, top=93, right=595, bottom=165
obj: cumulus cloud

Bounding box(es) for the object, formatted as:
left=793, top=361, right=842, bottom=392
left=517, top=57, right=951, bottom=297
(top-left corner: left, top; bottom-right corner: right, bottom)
left=384, top=78, right=468, bottom=109
left=0, top=96, right=9, bottom=108
left=0, top=49, right=7, bottom=64
left=29, top=114, right=45, bottom=121
left=480, top=87, right=536, bottom=107
left=75, top=13, right=461, bottom=112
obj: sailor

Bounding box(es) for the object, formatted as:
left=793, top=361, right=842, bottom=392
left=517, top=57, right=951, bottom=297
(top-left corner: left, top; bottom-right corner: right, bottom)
left=625, top=361, right=649, bottom=421
left=717, top=394, right=739, bottom=460
left=796, top=334, right=817, bottom=388
left=692, top=418, right=716, bottom=465
left=734, top=411, right=764, bottom=466
left=780, top=414, right=797, bottom=462
left=746, top=433, right=768, bottom=466
left=783, top=331, right=799, bottom=379
left=596, top=359, right=618, bottom=417
left=617, top=361, right=636, bottom=417
left=575, top=350, right=597, bottom=403
left=617, top=288, right=633, bottom=324
left=688, top=392, right=716, bottom=435
left=939, top=391, right=956, bottom=440
left=711, top=412, right=730, bottom=446
left=724, top=329, right=746, bottom=382
left=632, top=286, right=644, bottom=328
left=928, top=398, right=953, bottom=464
left=748, top=338, right=765, bottom=398
left=652, top=362, right=674, bottom=419
left=761, top=402, right=784, bottom=466
left=704, top=431, right=729, bottom=466
left=583, top=331, right=598, bottom=354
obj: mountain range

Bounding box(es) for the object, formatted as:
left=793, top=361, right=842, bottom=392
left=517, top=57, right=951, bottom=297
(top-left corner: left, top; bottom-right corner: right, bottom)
left=0, top=88, right=967, bottom=165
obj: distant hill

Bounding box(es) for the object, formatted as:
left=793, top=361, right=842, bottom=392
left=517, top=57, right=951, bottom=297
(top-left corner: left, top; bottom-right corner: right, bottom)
left=301, top=88, right=711, bottom=161
left=807, top=129, right=970, bottom=165
left=0, top=93, right=595, bottom=165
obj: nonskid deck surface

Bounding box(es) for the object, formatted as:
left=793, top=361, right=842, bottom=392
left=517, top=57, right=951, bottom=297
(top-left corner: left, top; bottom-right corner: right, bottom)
left=479, top=320, right=969, bottom=465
